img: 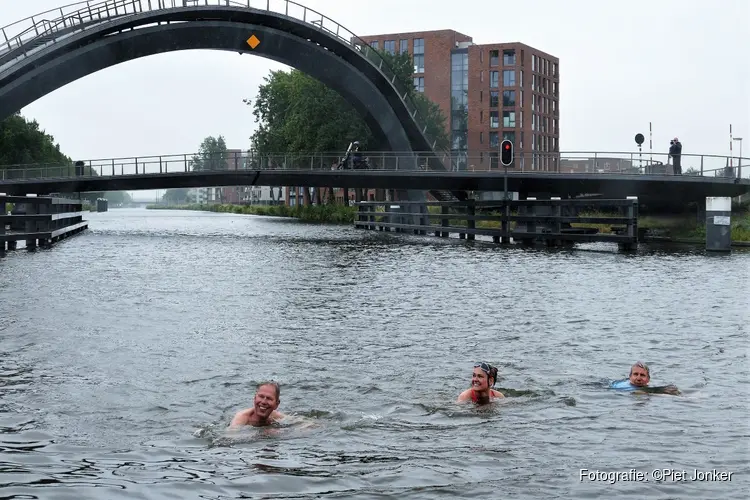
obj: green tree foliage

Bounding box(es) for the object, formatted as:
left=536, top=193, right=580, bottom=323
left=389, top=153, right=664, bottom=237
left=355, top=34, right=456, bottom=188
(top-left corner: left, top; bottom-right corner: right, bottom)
left=0, top=112, right=71, bottom=166
left=162, top=187, right=190, bottom=204
left=248, top=51, right=449, bottom=154
left=0, top=113, right=132, bottom=203
left=191, top=136, right=228, bottom=171
left=162, top=136, right=228, bottom=204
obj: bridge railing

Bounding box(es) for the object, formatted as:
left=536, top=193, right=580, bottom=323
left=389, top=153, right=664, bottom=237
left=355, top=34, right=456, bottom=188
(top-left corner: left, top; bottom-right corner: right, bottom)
left=0, top=152, right=746, bottom=182
left=0, top=0, right=454, bottom=170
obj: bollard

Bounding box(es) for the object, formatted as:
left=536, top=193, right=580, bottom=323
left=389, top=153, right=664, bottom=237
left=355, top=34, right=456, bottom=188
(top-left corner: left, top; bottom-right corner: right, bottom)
left=705, top=197, right=731, bottom=252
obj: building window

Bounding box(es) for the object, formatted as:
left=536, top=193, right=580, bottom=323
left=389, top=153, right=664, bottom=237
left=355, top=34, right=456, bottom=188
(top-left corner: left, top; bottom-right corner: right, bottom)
left=413, top=38, right=424, bottom=73
left=413, top=77, right=424, bottom=92
left=383, top=40, right=395, bottom=55
left=490, top=110, right=499, bottom=128
left=489, top=91, right=499, bottom=107
left=532, top=54, right=536, bottom=71
left=503, top=90, right=516, bottom=107
left=480, top=90, right=483, bottom=102
left=503, top=111, right=516, bottom=128
left=520, top=90, right=524, bottom=107
left=531, top=94, right=535, bottom=111
left=399, top=39, right=408, bottom=54
left=489, top=49, right=499, bottom=66
left=450, top=51, right=469, bottom=169
left=520, top=70, right=523, bottom=87
left=503, top=131, right=516, bottom=144
left=490, top=152, right=499, bottom=169
left=503, top=49, right=516, bottom=65
left=503, top=70, right=516, bottom=86
left=552, top=62, right=557, bottom=76
left=552, top=100, right=556, bottom=114
left=553, top=81, right=557, bottom=95
left=480, top=110, right=483, bottom=123
left=489, top=131, right=499, bottom=147
left=489, top=71, right=499, bottom=88
left=370, top=41, right=378, bottom=50
left=480, top=131, right=484, bottom=144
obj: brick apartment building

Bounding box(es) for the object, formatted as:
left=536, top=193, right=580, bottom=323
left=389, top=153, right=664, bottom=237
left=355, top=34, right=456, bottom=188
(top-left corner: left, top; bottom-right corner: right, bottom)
left=356, top=30, right=560, bottom=172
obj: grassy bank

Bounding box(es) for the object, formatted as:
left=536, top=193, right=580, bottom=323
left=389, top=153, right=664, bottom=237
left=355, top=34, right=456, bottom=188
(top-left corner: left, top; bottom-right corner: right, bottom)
left=147, top=203, right=357, bottom=224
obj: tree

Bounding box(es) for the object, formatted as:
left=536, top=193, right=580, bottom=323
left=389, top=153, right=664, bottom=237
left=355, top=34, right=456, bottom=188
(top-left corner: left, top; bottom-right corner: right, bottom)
left=190, top=136, right=228, bottom=172
left=162, top=188, right=190, bottom=204
left=247, top=51, right=450, bottom=154
left=188, top=136, right=229, bottom=203
left=0, top=112, right=71, bottom=166
left=0, top=112, right=132, bottom=202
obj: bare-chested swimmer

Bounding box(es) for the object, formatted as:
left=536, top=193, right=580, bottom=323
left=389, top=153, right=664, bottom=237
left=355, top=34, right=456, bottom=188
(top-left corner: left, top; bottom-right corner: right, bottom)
left=229, top=381, right=286, bottom=427
left=457, top=362, right=505, bottom=404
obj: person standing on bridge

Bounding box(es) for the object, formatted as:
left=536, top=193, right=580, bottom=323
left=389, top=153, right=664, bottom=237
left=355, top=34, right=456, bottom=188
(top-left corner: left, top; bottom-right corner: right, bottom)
left=669, top=137, right=682, bottom=174
left=229, top=381, right=286, bottom=427
left=457, top=362, right=505, bottom=404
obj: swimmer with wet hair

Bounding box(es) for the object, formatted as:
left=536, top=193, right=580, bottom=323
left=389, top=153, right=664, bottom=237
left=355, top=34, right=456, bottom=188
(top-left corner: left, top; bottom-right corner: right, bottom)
left=457, top=362, right=505, bottom=404
left=229, top=381, right=286, bottom=427
left=610, top=362, right=680, bottom=395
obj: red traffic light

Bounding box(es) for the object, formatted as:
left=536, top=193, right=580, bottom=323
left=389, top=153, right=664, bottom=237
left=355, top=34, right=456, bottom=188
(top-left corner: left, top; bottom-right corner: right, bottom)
left=500, top=139, right=513, bottom=167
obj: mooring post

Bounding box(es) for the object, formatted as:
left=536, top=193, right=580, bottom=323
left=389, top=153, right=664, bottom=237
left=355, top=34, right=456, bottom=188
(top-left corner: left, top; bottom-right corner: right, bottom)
left=37, top=200, right=49, bottom=248
left=0, top=196, right=5, bottom=255
left=24, top=201, right=37, bottom=250
left=458, top=203, right=466, bottom=239
left=501, top=197, right=510, bottom=244
left=617, top=196, right=639, bottom=252
left=550, top=197, right=562, bottom=247
left=467, top=202, right=476, bottom=241
left=705, top=197, right=731, bottom=252
left=523, top=197, right=537, bottom=246
left=441, top=205, right=449, bottom=237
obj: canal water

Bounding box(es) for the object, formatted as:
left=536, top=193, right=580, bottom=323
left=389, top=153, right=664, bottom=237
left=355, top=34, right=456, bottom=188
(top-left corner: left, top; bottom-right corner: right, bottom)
left=0, top=208, right=747, bottom=499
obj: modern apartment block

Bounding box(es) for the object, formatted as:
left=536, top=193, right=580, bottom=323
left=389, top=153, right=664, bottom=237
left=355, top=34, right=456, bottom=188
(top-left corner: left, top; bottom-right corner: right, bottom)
left=356, top=30, right=560, bottom=171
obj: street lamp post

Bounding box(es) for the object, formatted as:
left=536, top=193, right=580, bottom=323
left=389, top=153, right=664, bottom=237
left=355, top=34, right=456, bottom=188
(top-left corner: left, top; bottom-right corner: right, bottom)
left=733, top=137, right=743, bottom=178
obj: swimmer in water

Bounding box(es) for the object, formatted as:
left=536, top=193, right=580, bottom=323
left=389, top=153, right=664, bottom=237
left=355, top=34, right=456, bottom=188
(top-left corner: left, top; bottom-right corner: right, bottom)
left=457, top=362, right=505, bottom=404
left=610, top=361, right=680, bottom=395
left=229, top=381, right=286, bottom=427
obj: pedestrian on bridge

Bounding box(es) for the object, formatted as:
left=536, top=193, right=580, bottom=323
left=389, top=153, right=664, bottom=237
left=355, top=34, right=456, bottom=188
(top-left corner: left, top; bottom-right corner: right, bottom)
left=669, top=137, right=682, bottom=175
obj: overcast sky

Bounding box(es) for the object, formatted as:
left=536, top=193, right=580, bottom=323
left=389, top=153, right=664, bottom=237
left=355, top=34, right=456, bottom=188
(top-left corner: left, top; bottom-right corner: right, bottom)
left=1, top=0, right=748, bottom=198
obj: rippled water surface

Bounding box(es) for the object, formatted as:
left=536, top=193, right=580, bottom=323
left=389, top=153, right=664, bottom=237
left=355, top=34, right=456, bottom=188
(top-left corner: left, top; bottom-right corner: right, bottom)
left=1, top=208, right=748, bottom=499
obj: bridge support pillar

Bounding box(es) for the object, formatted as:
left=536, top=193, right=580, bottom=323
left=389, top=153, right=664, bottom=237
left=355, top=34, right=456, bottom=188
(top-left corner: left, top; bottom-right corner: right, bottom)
left=705, top=197, right=731, bottom=252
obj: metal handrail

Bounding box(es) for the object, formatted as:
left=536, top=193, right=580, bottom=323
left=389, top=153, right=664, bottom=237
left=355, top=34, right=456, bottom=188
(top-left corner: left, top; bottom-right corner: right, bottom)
left=1, top=151, right=747, bottom=182
left=0, top=0, right=451, bottom=169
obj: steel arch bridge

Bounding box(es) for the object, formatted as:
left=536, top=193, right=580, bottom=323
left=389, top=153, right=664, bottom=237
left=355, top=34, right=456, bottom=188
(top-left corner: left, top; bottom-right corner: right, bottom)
left=0, top=0, right=464, bottom=201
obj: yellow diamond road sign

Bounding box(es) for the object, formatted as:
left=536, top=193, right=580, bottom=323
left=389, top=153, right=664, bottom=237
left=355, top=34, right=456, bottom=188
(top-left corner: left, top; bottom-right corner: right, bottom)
left=246, top=35, right=260, bottom=49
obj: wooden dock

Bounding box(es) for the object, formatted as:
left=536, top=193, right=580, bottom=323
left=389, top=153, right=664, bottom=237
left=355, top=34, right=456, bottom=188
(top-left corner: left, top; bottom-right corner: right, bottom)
left=1, top=195, right=88, bottom=254
left=354, top=198, right=639, bottom=251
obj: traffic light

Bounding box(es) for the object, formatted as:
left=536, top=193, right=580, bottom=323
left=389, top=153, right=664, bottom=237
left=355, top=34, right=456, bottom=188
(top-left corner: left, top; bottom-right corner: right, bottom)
left=500, top=139, right=513, bottom=166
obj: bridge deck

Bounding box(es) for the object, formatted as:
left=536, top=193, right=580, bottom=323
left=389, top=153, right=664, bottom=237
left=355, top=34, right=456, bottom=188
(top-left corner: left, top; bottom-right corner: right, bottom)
left=2, top=169, right=746, bottom=205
